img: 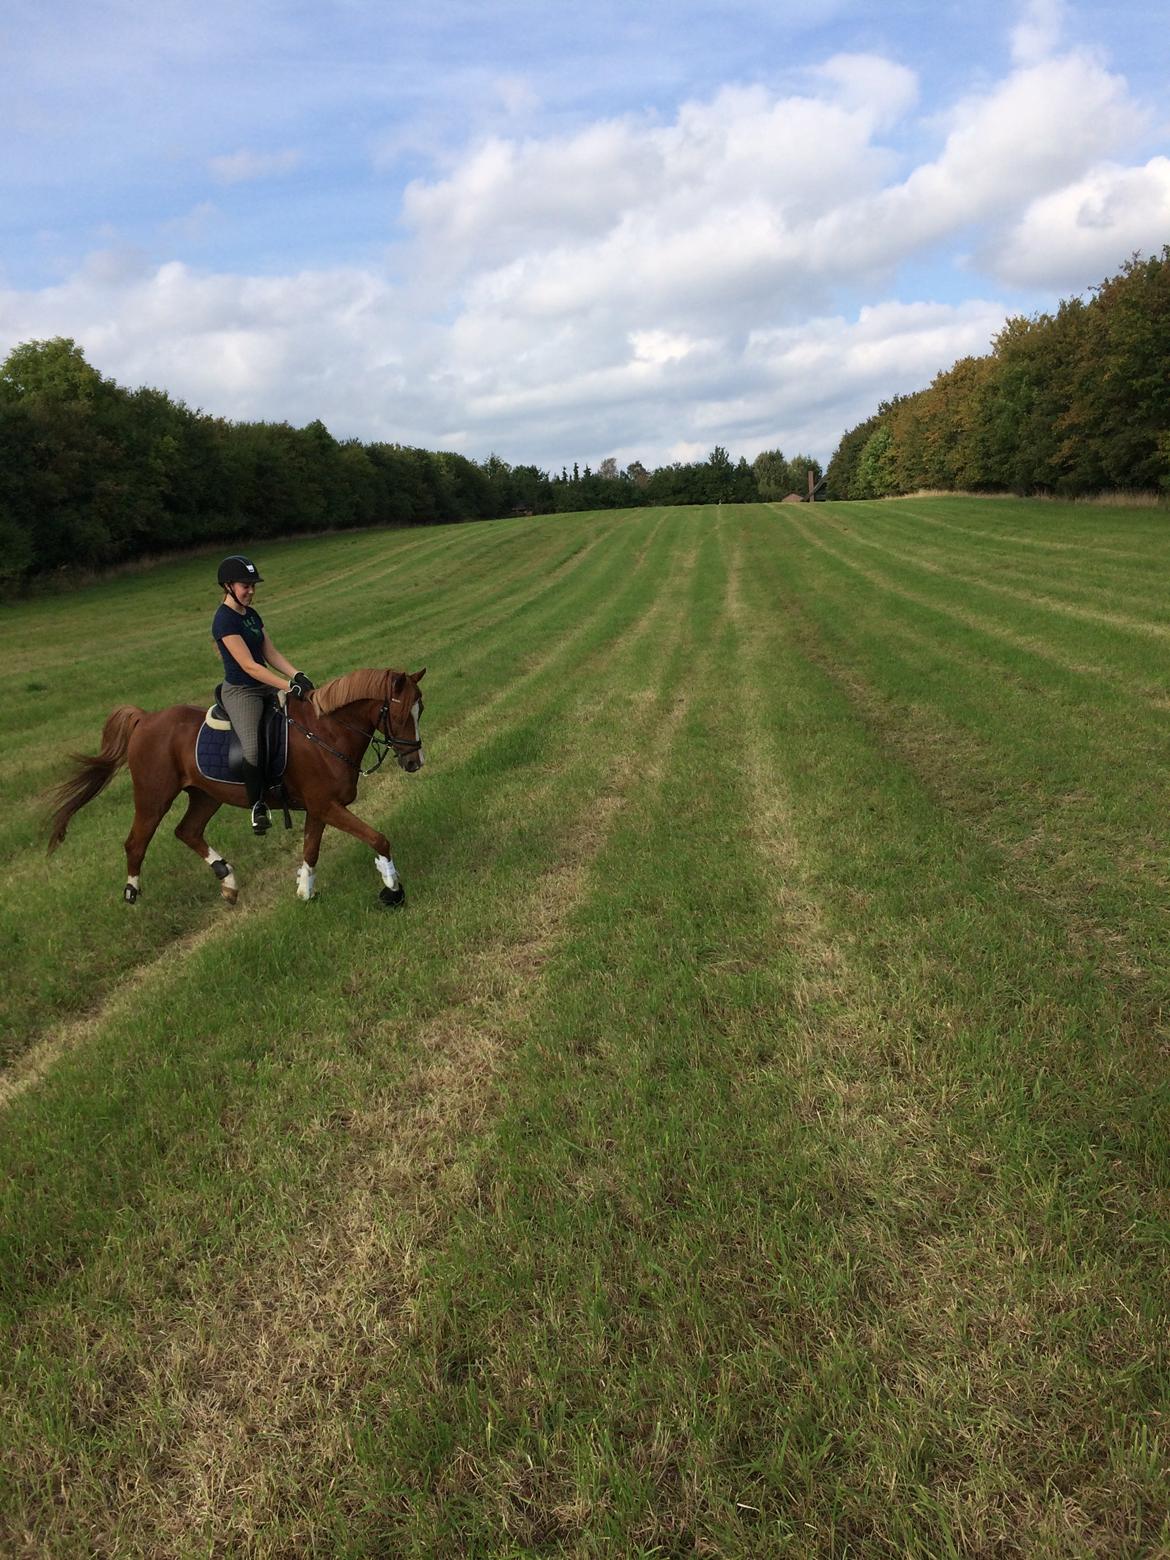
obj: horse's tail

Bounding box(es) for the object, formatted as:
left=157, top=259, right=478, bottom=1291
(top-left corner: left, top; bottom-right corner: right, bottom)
left=46, top=706, right=144, bottom=853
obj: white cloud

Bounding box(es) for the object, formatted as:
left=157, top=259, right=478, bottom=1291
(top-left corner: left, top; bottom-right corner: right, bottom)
left=208, top=148, right=303, bottom=184
left=806, top=51, right=1146, bottom=277
left=0, top=260, right=413, bottom=425
left=818, top=52, right=919, bottom=128
left=994, top=157, right=1170, bottom=286
left=1011, top=0, right=1066, bottom=66
left=0, top=16, right=1163, bottom=471
left=630, top=330, right=701, bottom=366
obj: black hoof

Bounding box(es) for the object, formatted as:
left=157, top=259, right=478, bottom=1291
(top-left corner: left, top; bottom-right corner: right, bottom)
left=123, top=884, right=139, bottom=904
left=379, top=885, right=406, bottom=908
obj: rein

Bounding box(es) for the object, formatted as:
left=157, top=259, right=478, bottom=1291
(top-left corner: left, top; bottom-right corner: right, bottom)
left=286, top=698, right=421, bottom=777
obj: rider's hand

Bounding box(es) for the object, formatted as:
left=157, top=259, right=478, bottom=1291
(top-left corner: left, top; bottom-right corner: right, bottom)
left=288, top=672, right=315, bottom=699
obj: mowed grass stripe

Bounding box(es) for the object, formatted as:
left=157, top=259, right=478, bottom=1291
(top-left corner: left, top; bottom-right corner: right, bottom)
left=4, top=507, right=550, bottom=655
left=0, top=507, right=617, bottom=860
left=781, top=506, right=1170, bottom=736
left=769, top=508, right=1170, bottom=1009
left=1, top=503, right=693, bottom=1136
left=780, top=507, right=1170, bottom=701
left=796, top=509, right=1170, bottom=666
left=724, top=509, right=1170, bottom=1554
left=0, top=510, right=618, bottom=802
left=0, top=507, right=644, bottom=817
left=875, top=497, right=1159, bottom=562
left=3, top=500, right=1169, bottom=1556
left=79, top=524, right=709, bottom=1557
left=831, top=511, right=1170, bottom=635
left=0, top=510, right=670, bottom=1056
left=859, top=503, right=1164, bottom=597
left=314, top=515, right=627, bottom=681
left=323, top=506, right=1168, bottom=1555
left=314, top=514, right=780, bottom=1556
left=778, top=508, right=1169, bottom=754
left=0, top=516, right=712, bottom=1553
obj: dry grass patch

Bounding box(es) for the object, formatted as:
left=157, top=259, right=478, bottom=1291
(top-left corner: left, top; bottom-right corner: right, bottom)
left=5, top=526, right=709, bottom=1556
left=95, top=691, right=693, bottom=1553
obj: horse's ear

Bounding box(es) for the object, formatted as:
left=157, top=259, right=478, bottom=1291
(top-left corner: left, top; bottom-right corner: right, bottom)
left=411, top=667, right=426, bottom=683
left=389, top=671, right=406, bottom=697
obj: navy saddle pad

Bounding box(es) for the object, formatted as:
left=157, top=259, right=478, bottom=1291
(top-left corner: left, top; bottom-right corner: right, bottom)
left=196, top=702, right=289, bottom=787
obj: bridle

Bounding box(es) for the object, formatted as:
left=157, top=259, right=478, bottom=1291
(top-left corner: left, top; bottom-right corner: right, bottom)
left=287, top=690, right=422, bottom=777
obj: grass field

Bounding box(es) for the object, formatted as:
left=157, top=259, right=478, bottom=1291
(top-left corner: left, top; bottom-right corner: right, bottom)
left=2, top=497, right=1169, bottom=1557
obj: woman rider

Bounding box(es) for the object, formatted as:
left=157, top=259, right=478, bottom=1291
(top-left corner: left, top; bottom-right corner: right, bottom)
left=213, top=556, right=314, bottom=834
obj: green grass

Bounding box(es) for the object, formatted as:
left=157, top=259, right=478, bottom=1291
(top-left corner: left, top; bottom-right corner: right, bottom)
left=2, top=498, right=1169, bottom=1556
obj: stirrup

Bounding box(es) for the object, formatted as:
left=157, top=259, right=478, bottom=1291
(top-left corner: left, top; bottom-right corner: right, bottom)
left=251, top=801, right=271, bottom=835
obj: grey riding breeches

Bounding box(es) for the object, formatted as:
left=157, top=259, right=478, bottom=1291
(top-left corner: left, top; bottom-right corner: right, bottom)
left=219, top=681, right=271, bottom=767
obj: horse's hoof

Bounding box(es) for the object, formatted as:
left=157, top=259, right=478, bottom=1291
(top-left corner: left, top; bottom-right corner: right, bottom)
left=379, top=885, right=406, bottom=908
left=123, top=884, right=139, bottom=904
left=221, top=886, right=238, bottom=906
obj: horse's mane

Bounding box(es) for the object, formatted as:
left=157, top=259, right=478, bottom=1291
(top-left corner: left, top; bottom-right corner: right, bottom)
left=312, top=668, right=389, bottom=715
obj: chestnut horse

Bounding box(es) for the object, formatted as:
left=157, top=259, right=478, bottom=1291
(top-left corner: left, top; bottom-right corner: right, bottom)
left=46, top=667, right=425, bottom=907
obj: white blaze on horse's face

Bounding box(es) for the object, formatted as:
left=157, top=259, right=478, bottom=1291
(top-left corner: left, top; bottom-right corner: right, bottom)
left=396, top=695, right=423, bottom=771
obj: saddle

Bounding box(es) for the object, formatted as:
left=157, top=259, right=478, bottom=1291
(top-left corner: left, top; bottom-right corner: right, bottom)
left=195, top=688, right=290, bottom=790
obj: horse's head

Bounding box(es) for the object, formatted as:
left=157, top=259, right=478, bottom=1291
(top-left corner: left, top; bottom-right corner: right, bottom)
left=385, top=668, right=426, bottom=772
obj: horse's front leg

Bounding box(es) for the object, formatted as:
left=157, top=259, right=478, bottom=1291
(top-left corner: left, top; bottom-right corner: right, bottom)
left=319, top=801, right=405, bottom=908
left=296, top=814, right=326, bottom=901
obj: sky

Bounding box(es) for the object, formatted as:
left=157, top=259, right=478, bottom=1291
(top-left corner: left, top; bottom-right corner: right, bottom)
left=2, top=0, right=1168, bottom=471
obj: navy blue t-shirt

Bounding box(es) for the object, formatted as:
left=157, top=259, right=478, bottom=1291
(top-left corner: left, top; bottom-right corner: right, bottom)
left=212, top=603, right=267, bottom=686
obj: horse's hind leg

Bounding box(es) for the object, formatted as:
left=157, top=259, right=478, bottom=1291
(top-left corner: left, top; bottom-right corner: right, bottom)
left=123, top=795, right=171, bottom=904
left=175, top=788, right=238, bottom=905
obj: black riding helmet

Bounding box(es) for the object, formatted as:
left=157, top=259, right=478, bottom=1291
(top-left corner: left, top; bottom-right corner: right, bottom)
left=217, top=555, right=264, bottom=587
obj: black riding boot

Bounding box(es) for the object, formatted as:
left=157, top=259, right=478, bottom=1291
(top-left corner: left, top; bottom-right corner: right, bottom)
left=241, top=760, right=271, bottom=835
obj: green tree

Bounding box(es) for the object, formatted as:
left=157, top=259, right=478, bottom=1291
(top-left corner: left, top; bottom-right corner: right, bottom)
left=706, top=445, right=734, bottom=501
left=730, top=456, right=759, bottom=502
left=825, top=413, right=883, bottom=498
left=854, top=425, right=897, bottom=498
left=752, top=449, right=791, bottom=499
left=0, top=337, right=108, bottom=406
left=786, top=453, right=823, bottom=499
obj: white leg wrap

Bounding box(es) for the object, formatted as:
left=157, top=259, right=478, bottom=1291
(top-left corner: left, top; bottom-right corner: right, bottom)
left=296, top=862, right=316, bottom=901
left=374, top=854, right=399, bottom=890
left=127, top=874, right=140, bottom=890
left=206, top=847, right=237, bottom=893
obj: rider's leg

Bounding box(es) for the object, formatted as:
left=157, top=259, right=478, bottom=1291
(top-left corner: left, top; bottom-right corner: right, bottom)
left=220, top=683, right=271, bottom=834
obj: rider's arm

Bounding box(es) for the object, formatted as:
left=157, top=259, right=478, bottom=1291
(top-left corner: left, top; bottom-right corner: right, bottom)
left=261, top=634, right=297, bottom=679
left=219, top=634, right=292, bottom=692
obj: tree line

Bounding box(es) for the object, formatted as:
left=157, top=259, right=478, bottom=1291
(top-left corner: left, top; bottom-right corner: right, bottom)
left=0, top=337, right=821, bottom=585
left=825, top=248, right=1170, bottom=501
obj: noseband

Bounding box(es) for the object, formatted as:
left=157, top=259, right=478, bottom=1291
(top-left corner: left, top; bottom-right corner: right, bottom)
left=375, top=698, right=424, bottom=759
